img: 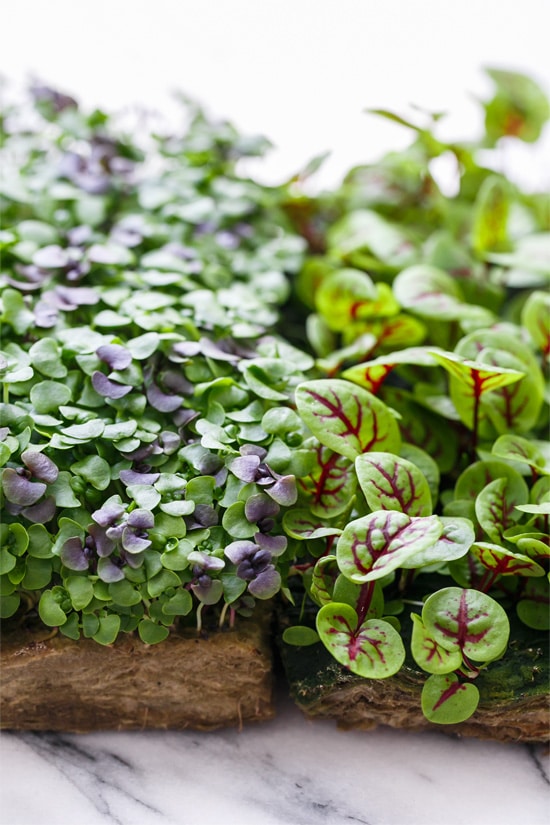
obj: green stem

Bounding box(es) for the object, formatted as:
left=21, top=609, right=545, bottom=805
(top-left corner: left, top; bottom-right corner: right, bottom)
left=2, top=383, right=9, bottom=405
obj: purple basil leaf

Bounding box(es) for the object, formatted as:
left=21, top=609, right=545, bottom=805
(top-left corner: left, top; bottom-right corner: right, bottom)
left=2, top=468, right=46, bottom=506
left=225, top=540, right=258, bottom=565
left=92, top=501, right=126, bottom=527
left=254, top=532, right=288, bottom=556
left=97, top=557, right=125, bottom=583
left=21, top=495, right=57, bottom=524
left=172, top=341, right=202, bottom=358
left=266, top=475, right=298, bottom=506
left=127, top=509, right=154, bottom=529
left=193, top=504, right=219, bottom=527
left=89, top=524, right=116, bottom=557
left=92, top=371, right=132, bottom=399
left=34, top=301, right=59, bottom=328
left=121, top=550, right=145, bottom=569
left=33, top=245, right=69, bottom=269
left=54, top=285, right=99, bottom=307
left=245, top=493, right=280, bottom=524
left=159, top=431, right=181, bottom=454
left=21, top=450, right=59, bottom=483
left=120, top=442, right=158, bottom=461
left=96, top=344, right=132, bottom=370
left=121, top=527, right=151, bottom=554
left=67, top=225, right=92, bottom=246
left=160, top=370, right=193, bottom=395
left=0, top=428, right=9, bottom=441
left=105, top=523, right=125, bottom=541
left=240, top=444, right=267, bottom=460
left=60, top=537, right=89, bottom=571
left=248, top=565, right=281, bottom=599
left=198, top=337, right=239, bottom=362
left=146, top=383, right=183, bottom=412
left=230, top=455, right=261, bottom=482
left=173, top=408, right=199, bottom=428
left=119, top=469, right=160, bottom=486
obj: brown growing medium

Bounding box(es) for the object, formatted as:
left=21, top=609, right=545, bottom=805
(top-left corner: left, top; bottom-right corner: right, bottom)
left=0, top=619, right=274, bottom=732
left=292, top=674, right=549, bottom=743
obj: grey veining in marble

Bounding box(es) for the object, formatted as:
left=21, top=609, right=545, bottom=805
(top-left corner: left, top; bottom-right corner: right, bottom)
left=1, top=693, right=548, bottom=825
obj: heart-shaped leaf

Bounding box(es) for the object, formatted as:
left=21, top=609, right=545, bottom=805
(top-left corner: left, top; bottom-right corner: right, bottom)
left=421, top=674, right=480, bottom=724
left=283, top=509, right=342, bottom=540
left=471, top=542, right=545, bottom=578
left=410, top=614, right=463, bottom=675
left=343, top=347, right=440, bottom=394
left=475, top=476, right=528, bottom=543
left=298, top=444, right=357, bottom=518
left=355, top=452, right=432, bottom=516
left=400, top=517, right=475, bottom=569
left=336, top=511, right=443, bottom=583
left=316, top=603, right=405, bottom=678
left=295, top=379, right=401, bottom=461
left=422, top=587, right=510, bottom=662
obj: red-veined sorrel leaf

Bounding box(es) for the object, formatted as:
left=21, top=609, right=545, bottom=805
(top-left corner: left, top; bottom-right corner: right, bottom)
left=315, top=269, right=378, bottom=331
left=400, top=517, right=474, bottom=569
left=472, top=176, right=510, bottom=255
left=475, top=477, right=528, bottom=543
left=506, top=531, right=550, bottom=563
left=492, top=434, right=549, bottom=475
left=410, top=614, right=462, bottom=675
left=310, top=555, right=338, bottom=606
left=521, top=290, right=550, bottom=356
left=471, top=542, right=545, bottom=578
left=422, top=587, right=510, bottom=662
left=421, top=674, right=480, bottom=725
left=295, top=379, right=401, bottom=461
left=336, top=511, right=443, bottom=583
left=483, top=68, right=550, bottom=145
left=455, top=460, right=529, bottom=504
left=453, top=329, right=544, bottom=435
left=343, top=347, right=440, bottom=394
left=393, top=266, right=493, bottom=323
left=282, top=509, right=342, bottom=541
left=517, top=579, right=550, bottom=630
left=298, top=443, right=357, bottom=518
left=354, top=314, right=426, bottom=351
left=316, top=603, right=405, bottom=678
left=355, top=451, right=432, bottom=517
left=399, top=443, right=440, bottom=504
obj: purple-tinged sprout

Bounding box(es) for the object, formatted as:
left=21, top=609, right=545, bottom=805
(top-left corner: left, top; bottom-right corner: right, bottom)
left=189, top=551, right=225, bottom=602
left=173, top=408, right=200, bottom=428
left=92, top=371, right=132, bottom=400
left=110, top=224, right=142, bottom=248
left=89, top=524, right=116, bottom=558
left=119, top=467, right=160, bottom=486
left=34, top=301, right=59, bottom=328
left=120, top=441, right=160, bottom=462
left=33, top=245, right=70, bottom=269
left=122, top=508, right=154, bottom=554
left=60, top=537, right=90, bottom=571
left=146, top=383, right=183, bottom=413
left=255, top=532, right=287, bottom=556
left=106, top=522, right=126, bottom=542
left=92, top=500, right=126, bottom=527
left=171, top=341, right=202, bottom=358
left=127, top=509, right=155, bottom=530
left=224, top=540, right=281, bottom=599
left=66, top=225, right=92, bottom=246
left=8, top=264, right=47, bottom=291
left=248, top=565, right=281, bottom=599
left=215, top=230, right=239, bottom=250
left=186, top=504, right=218, bottom=530
left=0, top=428, right=9, bottom=441
left=55, top=285, right=98, bottom=307
left=244, top=493, right=279, bottom=527
left=21, top=450, right=59, bottom=483
left=96, top=343, right=132, bottom=371
left=160, top=369, right=193, bottom=395
left=265, top=474, right=297, bottom=506
left=120, top=549, right=146, bottom=569
left=241, top=444, right=267, bottom=460
left=163, top=242, right=198, bottom=261
left=159, top=431, right=180, bottom=455
left=21, top=496, right=57, bottom=524
left=197, top=452, right=225, bottom=476
left=1, top=468, right=46, bottom=506
left=229, top=454, right=261, bottom=483
left=31, top=84, right=77, bottom=112
left=97, top=557, right=125, bottom=583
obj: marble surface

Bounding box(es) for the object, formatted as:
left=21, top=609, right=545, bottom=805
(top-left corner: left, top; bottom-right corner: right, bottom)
left=0, top=689, right=548, bottom=825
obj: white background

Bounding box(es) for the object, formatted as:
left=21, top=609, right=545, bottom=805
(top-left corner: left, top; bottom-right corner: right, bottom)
left=2, top=0, right=550, bottom=188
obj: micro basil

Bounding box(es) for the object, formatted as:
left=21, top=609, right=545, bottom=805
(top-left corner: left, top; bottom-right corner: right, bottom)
left=282, top=68, right=549, bottom=726
left=0, top=85, right=310, bottom=646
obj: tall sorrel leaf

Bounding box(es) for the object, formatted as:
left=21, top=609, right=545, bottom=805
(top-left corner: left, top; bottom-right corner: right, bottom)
left=295, top=379, right=401, bottom=461
left=393, top=266, right=493, bottom=323
left=399, top=517, right=475, bottom=568
left=336, top=511, right=443, bottom=583
left=475, top=476, right=528, bottom=543
left=422, top=587, right=510, bottom=662
left=342, top=346, right=440, bottom=394
left=316, top=603, right=405, bottom=678
left=355, top=451, right=432, bottom=517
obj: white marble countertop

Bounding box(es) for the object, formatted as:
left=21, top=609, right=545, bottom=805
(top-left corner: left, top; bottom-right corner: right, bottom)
left=1, top=688, right=548, bottom=825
